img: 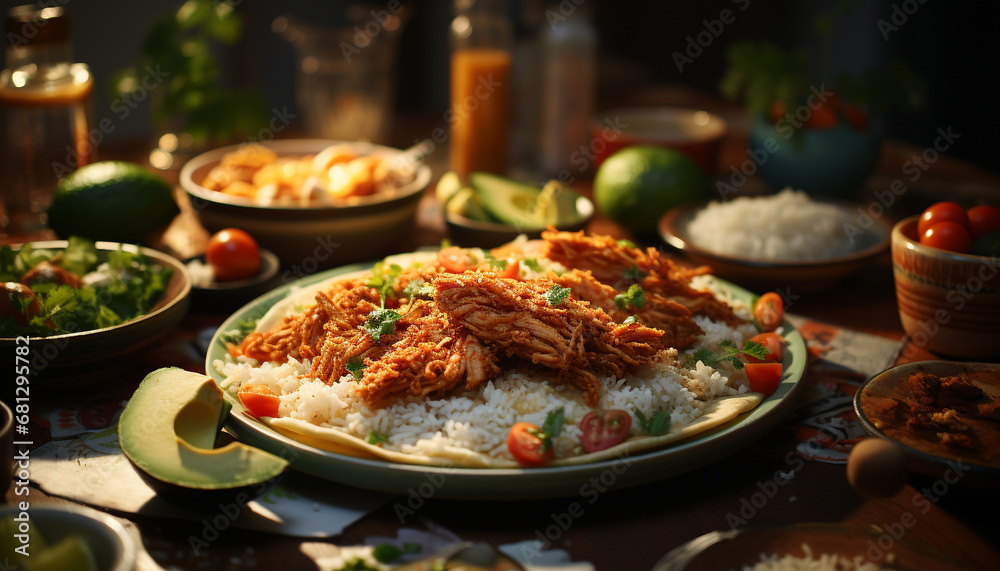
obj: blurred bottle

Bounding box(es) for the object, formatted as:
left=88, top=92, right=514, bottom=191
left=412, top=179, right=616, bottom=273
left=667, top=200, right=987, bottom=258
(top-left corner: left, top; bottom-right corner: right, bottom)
left=0, top=4, right=95, bottom=236
left=449, top=0, right=512, bottom=178
left=538, top=2, right=596, bottom=177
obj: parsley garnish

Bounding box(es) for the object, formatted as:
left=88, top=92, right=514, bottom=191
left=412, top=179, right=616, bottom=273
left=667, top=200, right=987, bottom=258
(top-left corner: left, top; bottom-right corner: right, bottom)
left=531, top=407, right=565, bottom=454
left=522, top=257, right=545, bottom=273
left=402, top=278, right=434, bottom=299
left=545, top=284, right=571, bottom=307
left=218, top=318, right=259, bottom=346
left=363, top=308, right=403, bottom=342
left=366, top=430, right=389, bottom=445
left=614, top=284, right=645, bottom=310
left=635, top=409, right=671, bottom=436
left=693, top=339, right=769, bottom=370
left=483, top=252, right=507, bottom=271
left=624, top=265, right=644, bottom=281
left=372, top=543, right=421, bottom=564
left=345, top=357, right=365, bottom=380
left=367, top=262, right=402, bottom=306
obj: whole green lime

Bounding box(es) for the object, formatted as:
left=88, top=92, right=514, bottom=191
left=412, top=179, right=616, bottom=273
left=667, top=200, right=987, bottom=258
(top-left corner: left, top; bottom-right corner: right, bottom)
left=593, top=146, right=708, bottom=235
left=48, top=161, right=179, bottom=244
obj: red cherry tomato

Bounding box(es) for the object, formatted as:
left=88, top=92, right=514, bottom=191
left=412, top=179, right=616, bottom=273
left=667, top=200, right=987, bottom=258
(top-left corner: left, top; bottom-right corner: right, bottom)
left=842, top=104, right=867, bottom=130
left=921, top=221, right=973, bottom=254
left=238, top=384, right=280, bottom=418
left=804, top=94, right=841, bottom=129
left=743, top=332, right=784, bottom=363
left=917, top=202, right=971, bottom=237
left=507, top=422, right=553, bottom=466
left=967, top=205, right=1000, bottom=239
left=753, top=292, right=784, bottom=332
left=579, top=410, right=632, bottom=453
left=437, top=246, right=478, bottom=273
left=206, top=228, right=261, bottom=281
left=745, top=362, right=783, bottom=396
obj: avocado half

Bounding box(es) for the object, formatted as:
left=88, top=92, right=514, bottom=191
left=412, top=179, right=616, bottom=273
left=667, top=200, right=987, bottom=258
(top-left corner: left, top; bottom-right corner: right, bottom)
left=118, top=367, right=289, bottom=502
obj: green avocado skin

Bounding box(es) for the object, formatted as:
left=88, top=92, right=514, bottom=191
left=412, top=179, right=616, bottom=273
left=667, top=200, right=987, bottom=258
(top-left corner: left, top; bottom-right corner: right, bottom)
left=118, top=367, right=288, bottom=502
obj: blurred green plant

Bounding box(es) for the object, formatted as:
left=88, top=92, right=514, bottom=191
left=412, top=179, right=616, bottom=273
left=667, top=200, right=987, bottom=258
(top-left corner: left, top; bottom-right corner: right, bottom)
left=111, top=0, right=268, bottom=145
left=720, top=1, right=925, bottom=118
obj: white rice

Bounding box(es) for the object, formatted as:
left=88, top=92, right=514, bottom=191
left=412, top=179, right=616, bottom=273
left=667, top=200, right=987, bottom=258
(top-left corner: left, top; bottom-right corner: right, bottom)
left=687, top=189, right=854, bottom=261
left=215, top=320, right=758, bottom=463
left=739, top=544, right=895, bottom=570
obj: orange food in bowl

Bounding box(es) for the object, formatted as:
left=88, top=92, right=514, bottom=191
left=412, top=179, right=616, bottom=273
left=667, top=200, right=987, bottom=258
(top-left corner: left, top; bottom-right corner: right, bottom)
left=891, top=215, right=1000, bottom=359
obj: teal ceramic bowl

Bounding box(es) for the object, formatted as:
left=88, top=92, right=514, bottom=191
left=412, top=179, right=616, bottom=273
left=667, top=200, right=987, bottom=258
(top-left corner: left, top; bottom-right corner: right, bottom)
left=748, top=114, right=884, bottom=197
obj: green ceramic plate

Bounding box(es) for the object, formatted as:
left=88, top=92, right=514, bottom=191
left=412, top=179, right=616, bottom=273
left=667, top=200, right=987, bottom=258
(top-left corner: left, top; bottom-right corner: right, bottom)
left=205, top=263, right=806, bottom=500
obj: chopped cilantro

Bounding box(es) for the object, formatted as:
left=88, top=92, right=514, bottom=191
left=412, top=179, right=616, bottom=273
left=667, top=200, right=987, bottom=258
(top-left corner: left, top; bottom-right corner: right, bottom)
left=218, top=319, right=259, bottom=346
left=363, top=308, right=403, bottom=342
left=635, top=409, right=671, bottom=436
left=346, top=357, right=365, bottom=380
left=695, top=339, right=769, bottom=370
left=624, top=265, right=644, bottom=281
left=538, top=407, right=565, bottom=453
left=372, top=544, right=402, bottom=563
left=483, top=252, right=507, bottom=271
left=614, top=284, right=645, bottom=310
left=545, top=285, right=571, bottom=307
left=367, top=262, right=402, bottom=306
left=402, top=278, right=435, bottom=299
left=366, top=430, right=389, bottom=445
left=522, top=257, right=545, bottom=273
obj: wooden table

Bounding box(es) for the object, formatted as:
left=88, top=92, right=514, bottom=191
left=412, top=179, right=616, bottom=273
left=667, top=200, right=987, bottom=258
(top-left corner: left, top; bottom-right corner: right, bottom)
left=4, top=99, right=1000, bottom=571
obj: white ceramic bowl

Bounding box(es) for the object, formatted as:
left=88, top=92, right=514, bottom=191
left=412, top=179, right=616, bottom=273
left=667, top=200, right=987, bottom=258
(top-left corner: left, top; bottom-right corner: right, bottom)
left=180, top=139, right=432, bottom=270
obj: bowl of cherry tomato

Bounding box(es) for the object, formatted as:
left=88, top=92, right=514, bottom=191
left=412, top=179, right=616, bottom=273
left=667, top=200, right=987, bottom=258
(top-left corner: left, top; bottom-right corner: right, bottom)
left=891, top=202, right=1000, bottom=359
left=185, top=228, right=282, bottom=312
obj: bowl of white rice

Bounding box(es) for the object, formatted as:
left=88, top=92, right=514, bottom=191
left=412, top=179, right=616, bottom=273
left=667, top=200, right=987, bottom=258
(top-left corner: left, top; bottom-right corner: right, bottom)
left=659, top=189, right=890, bottom=293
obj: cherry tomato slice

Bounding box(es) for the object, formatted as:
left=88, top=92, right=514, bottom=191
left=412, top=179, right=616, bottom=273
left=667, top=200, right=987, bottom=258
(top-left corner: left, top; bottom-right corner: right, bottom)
left=507, top=422, right=553, bottom=466
left=917, top=202, right=971, bottom=237
left=206, top=228, right=261, bottom=281
left=745, top=362, right=783, bottom=396
left=437, top=246, right=478, bottom=273
left=921, top=221, right=972, bottom=254
left=754, top=292, right=784, bottom=332
left=579, top=410, right=632, bottom=453
left=238, top=384, right=280, bottom=418
left=967, top=205, right=1000, bottom=239
left=744, top=332, right=784, bottom=363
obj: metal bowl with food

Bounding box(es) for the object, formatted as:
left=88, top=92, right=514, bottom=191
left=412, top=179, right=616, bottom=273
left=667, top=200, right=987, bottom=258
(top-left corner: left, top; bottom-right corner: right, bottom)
left=180, top=139, right=432, bottom=269
left=0, top=239, right=191, bottom=387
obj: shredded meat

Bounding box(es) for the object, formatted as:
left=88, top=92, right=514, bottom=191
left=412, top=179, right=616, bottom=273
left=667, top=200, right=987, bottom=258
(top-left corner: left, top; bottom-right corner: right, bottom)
left=542, top=229, right=744, bottom=326
left=434, top=271, right=662, bottom=406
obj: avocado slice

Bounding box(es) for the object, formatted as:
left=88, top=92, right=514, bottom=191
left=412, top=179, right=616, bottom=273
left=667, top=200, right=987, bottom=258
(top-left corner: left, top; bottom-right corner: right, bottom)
left=469, top=172, right=548, bottom=228
left=118, top=367, right=289, bottom=499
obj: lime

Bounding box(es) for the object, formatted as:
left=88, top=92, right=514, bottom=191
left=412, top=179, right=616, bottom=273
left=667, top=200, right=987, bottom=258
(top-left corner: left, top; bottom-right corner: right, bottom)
left=48, top=161, right=179, bottom=244
left=593, top=146, right=708, bottom=235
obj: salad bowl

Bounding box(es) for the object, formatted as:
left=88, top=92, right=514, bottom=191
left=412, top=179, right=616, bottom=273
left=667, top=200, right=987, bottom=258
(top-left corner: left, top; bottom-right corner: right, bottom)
left=0, top=240, right=191, bottom=388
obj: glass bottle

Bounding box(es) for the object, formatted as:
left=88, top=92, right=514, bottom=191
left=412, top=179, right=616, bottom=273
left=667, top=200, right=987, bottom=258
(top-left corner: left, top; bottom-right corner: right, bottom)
left=539, top=2, right=596, bottom=177
left=449, top=0, right=512, bottom=178
left=0, top=5, right=95, bottom=236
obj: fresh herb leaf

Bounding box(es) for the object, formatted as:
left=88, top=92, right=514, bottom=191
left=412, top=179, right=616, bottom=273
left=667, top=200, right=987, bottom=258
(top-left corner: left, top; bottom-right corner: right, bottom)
left=346, top=357, right=365, bottom=381
left=402, top=543, right=422, bottom=555
left=697, top=339, right=769, bottom=370
left=614, top=284, right=645, bottom=310
left=522, top=257, right=545, bottom=273
left=363, top=308, right=403, bottom=342
left=545, top=285, right=571, bottom=307
left=617, top=239, right=637, bottom=249
left=335, top=558, right=382, bottom=571
left=366, top=430, right=389, bottom=445
left=372, top=543, right=403, bottom=564
left=483, top=252, right=507, bottom=271
left=635, top=409, right=671, bottom=436
left=218, top=319, right=258, bottom=345
left=367, top=262, right=403, bottom=306
left=402, top=278, right=435, bottom=299
left=538, top=407, right=565, bottom=453
left=624, top=265, right=644, bottom=281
